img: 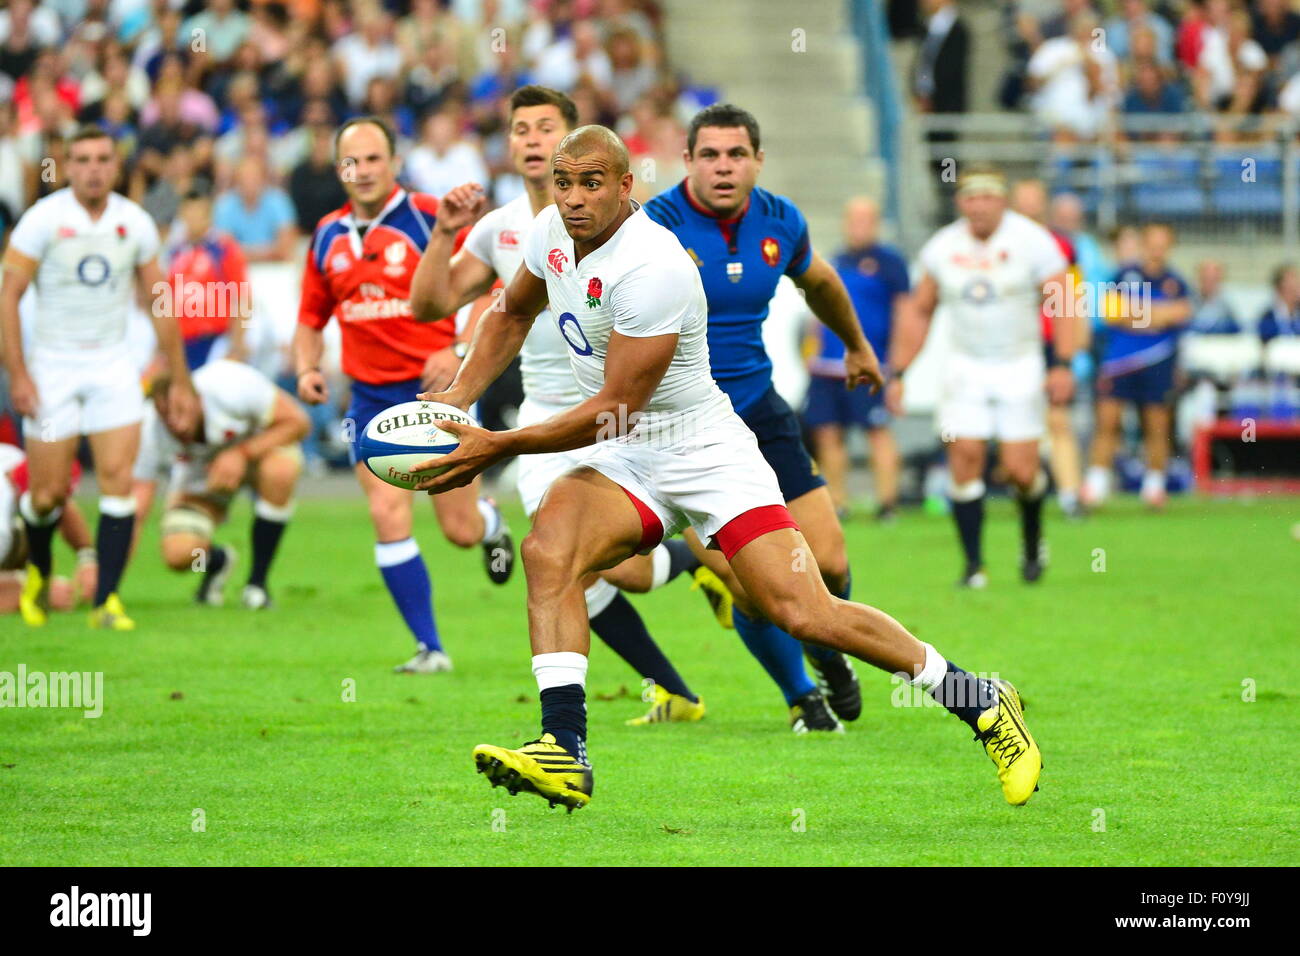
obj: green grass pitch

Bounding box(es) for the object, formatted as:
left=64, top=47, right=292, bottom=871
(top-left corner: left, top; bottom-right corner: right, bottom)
left=2, top=491, right=1297, bottom=866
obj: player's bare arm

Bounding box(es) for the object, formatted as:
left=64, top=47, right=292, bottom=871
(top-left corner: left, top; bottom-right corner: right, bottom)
left=791, top=252, right=883, bottom=392
left=292, top=323, right=329, bottom=404
left=207, top=392, right=309, bottom=494
left=421, top=262, right=547, bottom=412
left=414, top=328, right=677, bottom=494
left=139, top=258, right=199, bottom=430
left=0, top=250, right=38, bottom=417
left=1041, top=268, right=1075, bottom=404
left=410, top=183, right=496, bottom=321
left=887, top=272, right=938, bottom=410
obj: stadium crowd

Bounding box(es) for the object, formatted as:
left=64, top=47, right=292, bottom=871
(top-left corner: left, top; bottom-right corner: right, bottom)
left=0, top=0, right=708, bottom=468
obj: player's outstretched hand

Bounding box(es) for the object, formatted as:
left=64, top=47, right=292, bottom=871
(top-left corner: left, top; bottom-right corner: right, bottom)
left=844, top=347, right=885, bottom=393
left=436, top=183, right=487, bottom=235
left=298, top=370, right=329, bottom=405
left=415, top=388, right=469, bottom=410
left=410, top=419, right=505, bottom=494
left=10, top=371, right=39, bottom=419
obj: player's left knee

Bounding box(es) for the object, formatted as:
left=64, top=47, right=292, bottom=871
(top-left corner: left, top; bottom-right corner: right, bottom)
left=520, top=527, right=578, bottom=591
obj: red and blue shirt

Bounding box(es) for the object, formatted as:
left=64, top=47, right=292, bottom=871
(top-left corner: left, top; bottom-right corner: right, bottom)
left=298, top=187, right=454, bottom=385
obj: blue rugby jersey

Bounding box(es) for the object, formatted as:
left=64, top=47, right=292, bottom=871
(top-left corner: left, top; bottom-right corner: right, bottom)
left=1101, top=264, right=1191, bottom=377
left=810, top=243, right=909, bottom=378
left=644, top=181, right=813, bottom=415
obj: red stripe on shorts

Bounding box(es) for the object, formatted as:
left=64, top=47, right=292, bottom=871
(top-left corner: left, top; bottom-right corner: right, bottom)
left=619, top=485, right=665, bottom=554
left=714, top=504, right=799, bottom=561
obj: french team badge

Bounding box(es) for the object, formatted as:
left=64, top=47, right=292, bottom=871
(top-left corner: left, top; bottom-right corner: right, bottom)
left=760, top=237, right=780, bottom=266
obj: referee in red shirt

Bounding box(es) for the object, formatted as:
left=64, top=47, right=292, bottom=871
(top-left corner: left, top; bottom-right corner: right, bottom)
left=292, top=116, right=514, bottom=674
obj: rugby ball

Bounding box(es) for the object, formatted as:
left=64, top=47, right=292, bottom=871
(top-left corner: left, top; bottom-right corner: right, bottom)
left=358, top=401, right=477, bottom=490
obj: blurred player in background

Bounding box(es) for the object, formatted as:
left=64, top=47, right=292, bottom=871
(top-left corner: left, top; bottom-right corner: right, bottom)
left=893, top=167, right=1072, bottom=587
left=163, top=188, right=251, bottom=369
left=645, top=104, right=871, bottom=733
left=293, top=116, right=515, bottom=674
left=131, top=360, right=309, bottom=608
left=411, top=86, right=710, bottom=726
left=411, top=126, right=1041, bottom=812
left=1010, top=178, right=1088, bottom=519
left=0, top=126, right=197, bottom=630
left=0, top=442, right=97, bottom=612
left=804, top=196, right=909, bottom=522
left=1084, top=223, right=1192, bottom=511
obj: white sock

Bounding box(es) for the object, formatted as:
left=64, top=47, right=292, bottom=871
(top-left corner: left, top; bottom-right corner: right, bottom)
left=476, top=497, right=504, bottom=544
left=908, top=642, right=948, bottom=690
left=99, top=495, right=137, bottom=517
left=584, top=578, right=618, bottom=618
left=532, top=651, right=588, bottom=691
left=18, top=491, right=61, bottom=526
left=649, top=544, right=671, bottom=590
left=254, top=498, right=295, bottom=522
left=374, top=537, right=419, bottom=567
left=1141, top=469, right=1165, bottom=496
left=1085, top=465, right=1110, bottom=501
left=1016, top=469, right=1048, bottom=501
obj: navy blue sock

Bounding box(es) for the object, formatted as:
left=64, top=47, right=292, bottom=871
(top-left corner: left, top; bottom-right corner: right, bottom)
left=540, top=684, right=587, bottom=760
left=248, top=516, right=287, bottom=588
left=1017, top=489, right=1045, bottom=562
left=806, top=570, right=853, bottom=665
left=376, top=539, right=441, bottom=651
left=590, top=594, right=695, bottom=700
left=661, top=538, right=700, bottom=582
left=205, top=544, right=230, bottom=580
left=23, top=516, right=57, bottom=578
left=950, top=496, right=984, bottom=568
left=733, top=607, right=816, bottom=704
left=929, top=661, right=997, bottom=731
left=94, top=512, right=135, bottom=605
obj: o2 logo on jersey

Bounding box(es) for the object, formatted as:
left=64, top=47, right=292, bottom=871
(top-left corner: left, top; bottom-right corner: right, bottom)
left=960, top=276, right=997, bottom=305
left=557, top=312, right=593, bottom=356
left=76, top=254, right=111, bottom=287
left=547, top=248, right=569, bottom=276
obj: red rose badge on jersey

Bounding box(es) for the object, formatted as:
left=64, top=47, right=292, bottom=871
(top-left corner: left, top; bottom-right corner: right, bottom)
left=761, top=237, right=780, bottom=266
left=586, top=277, right=602, bottom=309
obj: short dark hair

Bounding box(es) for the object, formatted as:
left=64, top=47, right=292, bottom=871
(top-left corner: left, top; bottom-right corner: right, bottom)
left=70, top=125, right=115, bottom=147
left=509, top=85, right=579, bottom=129
left=687, top=103, right=761, bottom=156
left=333, top=115, right=396, bottom=162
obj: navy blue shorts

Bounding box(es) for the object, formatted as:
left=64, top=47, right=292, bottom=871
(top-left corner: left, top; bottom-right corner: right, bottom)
left=802, top=374, right=891, bottom=430
left=1099, top=356, right=1176, bottom=405
left=739, top=386, right=826, bottom=502
left=346, top=377, right=423, bottom=466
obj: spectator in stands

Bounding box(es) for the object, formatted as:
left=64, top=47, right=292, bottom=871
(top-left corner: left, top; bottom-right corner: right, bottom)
left=1027, top=12, right=1119, bottom=141
left=1039, top=0, right=1098, bottom=40
left=79, top=45, right=149, bottom=114
left=405, top=30, right=460, bottom=119
left=1258, top=264, right=1300, bottom=341
left=333, top=2, right=401, bottom=107
left=286, top=57, right=350, bottom=131
left=181, top=0, right=251, bottom=67
left=606, top=26, right=657, bottom=112
left=0, top=100, right=34, bottom=238
left=142, top=141, right=212, bottom=229
left=1193, top=1, right=1268, bottom=120
left=532, top=18, right=612, bottom=93
left=1251, top=0, right=1300, bottom=66
left=0, top=0, right=58, bottom=82
left=1189, top=259, right=1241, bottom=334
left=213, top=156, right=296, bottom=263
left=1122, top=56, right=1189, bottom=139
left=289, top=119, right=347, bottom=235
left=404, top=106, right=487, bottom=198
left=361, top=74, right=415, bottom=142
left=164, top=188, right=251, bottom=369
left=1105, top=0, right=1176, bottom=65
left=913, top=0, right=969, bottom=119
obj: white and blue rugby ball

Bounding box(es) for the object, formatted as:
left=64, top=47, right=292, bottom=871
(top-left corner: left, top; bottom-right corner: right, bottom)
left=358, top=401, right=478, bottom=490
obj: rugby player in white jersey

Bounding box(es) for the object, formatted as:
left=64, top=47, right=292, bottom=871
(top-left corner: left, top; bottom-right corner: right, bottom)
left=131, top=359, right=309, bottom=608
left=0, top=126, right=198, bottom=629
left=410, top=127, right=1043, bottom=811
left=890, top=167, right=1074, bottom=588
left=411, top=86, right=718, bottom=726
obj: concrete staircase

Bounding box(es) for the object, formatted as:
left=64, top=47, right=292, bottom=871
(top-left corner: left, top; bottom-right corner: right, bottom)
left=661, top=0, right=885, bottom=251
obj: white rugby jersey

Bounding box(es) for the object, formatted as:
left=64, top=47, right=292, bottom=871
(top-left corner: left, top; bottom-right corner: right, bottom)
left=134, top=360, right=278, bottom=481
left=521, top=202, right=729, bottom=439
left=462, top=194, right=581, bottom=406
left=916, top=209, right=1066, bottom=361
left=8, top=189, right=161, bottom=351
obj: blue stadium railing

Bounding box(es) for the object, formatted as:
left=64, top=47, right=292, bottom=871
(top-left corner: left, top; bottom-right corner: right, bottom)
left=850, top=0, right=902, bottom=233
